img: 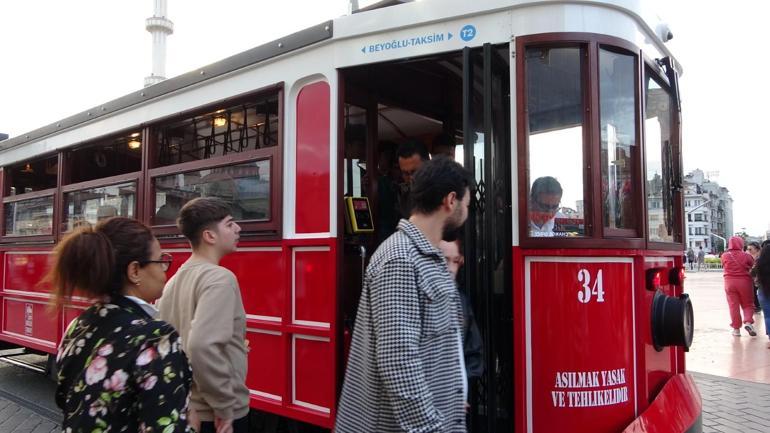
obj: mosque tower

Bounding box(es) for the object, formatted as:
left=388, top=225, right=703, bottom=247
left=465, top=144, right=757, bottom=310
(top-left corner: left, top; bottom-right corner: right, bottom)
left=144, top=0, right=174, bottom=87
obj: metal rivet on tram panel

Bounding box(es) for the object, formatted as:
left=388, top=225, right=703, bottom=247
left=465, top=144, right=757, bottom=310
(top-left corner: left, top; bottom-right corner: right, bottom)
left=324, top=25, right=330, bottom=32
left=101, top=107, right=106, bottom=111
left=56, top=123, right=61, bottom=128
left=278, top=42, right=283, bottom=48
left=140, top=92, right=145, bottom=96
left=87, top=112, right=92, bottom=116
left=200, top=70, right=205, bottom=75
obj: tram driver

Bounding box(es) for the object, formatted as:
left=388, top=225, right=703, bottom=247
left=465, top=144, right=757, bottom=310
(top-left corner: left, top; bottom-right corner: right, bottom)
left=529, top=176, right=563, bottom=237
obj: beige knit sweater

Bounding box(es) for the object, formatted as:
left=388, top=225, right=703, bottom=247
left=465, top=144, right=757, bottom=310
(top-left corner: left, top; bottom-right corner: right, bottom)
left=158, top=258, right=249, bottom=422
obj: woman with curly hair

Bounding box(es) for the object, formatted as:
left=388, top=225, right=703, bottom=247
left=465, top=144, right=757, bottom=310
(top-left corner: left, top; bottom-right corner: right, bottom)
left=48, top=217, right=197, bottom=432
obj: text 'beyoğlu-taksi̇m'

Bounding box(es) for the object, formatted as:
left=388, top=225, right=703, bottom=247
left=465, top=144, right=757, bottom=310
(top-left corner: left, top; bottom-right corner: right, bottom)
left=361, top=32, right=452, bottom=54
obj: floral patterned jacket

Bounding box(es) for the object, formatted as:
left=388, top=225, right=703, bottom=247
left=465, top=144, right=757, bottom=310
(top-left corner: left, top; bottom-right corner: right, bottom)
left=56, top=295, right=193, bottom=433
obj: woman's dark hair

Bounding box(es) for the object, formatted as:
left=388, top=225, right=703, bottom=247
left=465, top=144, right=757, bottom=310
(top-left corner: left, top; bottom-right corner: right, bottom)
left=177, top=197, right=232, bottom=247
left=749, top=241, right=761, bottom=250
left=44, top=217, right=154, bottom=308
left=410, top=156, right=473, bottom=214
left=752, top=245, right=770, bottom=295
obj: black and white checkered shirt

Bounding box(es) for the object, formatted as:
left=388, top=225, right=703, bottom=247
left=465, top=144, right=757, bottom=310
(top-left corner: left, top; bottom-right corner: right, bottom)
left=335, top=220, right=467, bottom=433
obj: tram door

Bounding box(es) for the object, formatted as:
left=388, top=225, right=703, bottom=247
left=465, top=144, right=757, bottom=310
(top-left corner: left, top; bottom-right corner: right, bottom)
left=339, top=43, right=512, bottom=433
left=461, top=44, right=513, bottom=433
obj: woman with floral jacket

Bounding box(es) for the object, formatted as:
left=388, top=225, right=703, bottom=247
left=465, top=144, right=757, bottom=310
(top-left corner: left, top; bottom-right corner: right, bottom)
left=48, top=217, right=196, bottom=432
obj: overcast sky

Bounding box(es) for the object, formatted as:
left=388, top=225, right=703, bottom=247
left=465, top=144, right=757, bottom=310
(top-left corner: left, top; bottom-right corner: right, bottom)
left=1, top=0, right=767, bottom=234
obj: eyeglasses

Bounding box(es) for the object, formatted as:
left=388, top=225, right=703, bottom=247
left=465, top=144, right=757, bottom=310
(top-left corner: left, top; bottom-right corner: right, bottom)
left=140, top=253, right=173, bottom=272
left=533, top=200, right=560, bottom=212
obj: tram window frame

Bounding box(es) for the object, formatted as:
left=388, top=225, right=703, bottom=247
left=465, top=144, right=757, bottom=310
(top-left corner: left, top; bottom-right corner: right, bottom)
left=145, top=86, right=283, bottom=238
left=0, top=155, right=60, bottom=243
left=597, top=44, right=643, bottom=239
left=517, top=33, right=648, bottom=249
left=58, top=129, right=146, bottom=234
left=644, top=62, right=684, bottom=249
left=61, top=175, right=141, bottom=233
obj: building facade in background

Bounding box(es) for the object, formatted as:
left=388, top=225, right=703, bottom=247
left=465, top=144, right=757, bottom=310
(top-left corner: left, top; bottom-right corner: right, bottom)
left=683, top=169, right=733, bottom=253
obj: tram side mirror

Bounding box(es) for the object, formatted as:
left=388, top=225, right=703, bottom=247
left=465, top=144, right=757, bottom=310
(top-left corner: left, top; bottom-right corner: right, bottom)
left=651, top=290, right=694, bottom=352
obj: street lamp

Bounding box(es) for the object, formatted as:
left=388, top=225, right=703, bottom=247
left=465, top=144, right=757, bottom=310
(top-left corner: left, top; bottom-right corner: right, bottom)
left=710, top=233, right=726, bottom=252
left=686, top=200, right=711, bottom=214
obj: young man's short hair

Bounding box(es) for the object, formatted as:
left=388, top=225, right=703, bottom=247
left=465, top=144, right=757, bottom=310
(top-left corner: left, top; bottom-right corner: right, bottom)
left=397, top=140, right=430, bottom=161
left=410, top=156, right=473, bottom=214
left=177, top=197, right=233, bottom=247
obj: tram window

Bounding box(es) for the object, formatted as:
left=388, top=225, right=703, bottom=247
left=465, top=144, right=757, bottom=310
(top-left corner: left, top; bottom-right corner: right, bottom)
left=526, top=47, right=586, bottom=237
left=63, top=182, right=136, bottom=231
left=4, top=196, right=53, bottom=236
left=599, top=48, right=638, bottom=234
left=152, top=160, right=270, bottom=225
left=645, top=72, right=677, bottom=243
left=5, top=156, right=58, bottom=196
left=154, top=95, right=279, bottom=167
left=67, top=133, right=142, bottom=184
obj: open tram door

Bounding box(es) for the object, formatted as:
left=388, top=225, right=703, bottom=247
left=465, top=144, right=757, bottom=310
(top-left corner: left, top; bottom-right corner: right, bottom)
left=338, top=43, right=513, bottom=432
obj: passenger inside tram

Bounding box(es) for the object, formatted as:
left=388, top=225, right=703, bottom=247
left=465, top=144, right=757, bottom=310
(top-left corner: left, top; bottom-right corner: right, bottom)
left=378, top=140, right=429, bottom=241
left=529, top=176, right=564, bottom=237
left=430, top=132, right=456, bottom=160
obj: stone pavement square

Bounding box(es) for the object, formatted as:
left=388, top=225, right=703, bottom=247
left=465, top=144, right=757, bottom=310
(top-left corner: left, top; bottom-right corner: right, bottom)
left=693, top=372, right=770, bottom=433
left=0, top=396, right=57, bottom=433
left=687, top=271, right=770, bottom=382
left=688, top=270, right=770, bottom=432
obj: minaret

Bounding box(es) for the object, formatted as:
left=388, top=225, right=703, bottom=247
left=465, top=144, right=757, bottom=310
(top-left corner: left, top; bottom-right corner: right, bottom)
left=144, top=0, right=174, bottom=87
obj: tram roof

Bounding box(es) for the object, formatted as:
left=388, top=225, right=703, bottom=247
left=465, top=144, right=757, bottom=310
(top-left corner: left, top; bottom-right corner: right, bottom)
left=0, top=0, right=679, bottom=156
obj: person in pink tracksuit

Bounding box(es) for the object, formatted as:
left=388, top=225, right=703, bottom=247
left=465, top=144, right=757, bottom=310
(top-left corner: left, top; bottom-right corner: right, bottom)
left=721, top=236, right=757, bottom=336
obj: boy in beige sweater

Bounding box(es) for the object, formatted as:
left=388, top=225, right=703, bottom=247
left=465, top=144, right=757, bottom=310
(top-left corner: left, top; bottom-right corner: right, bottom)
left=158, top=197, right=248, bottom=433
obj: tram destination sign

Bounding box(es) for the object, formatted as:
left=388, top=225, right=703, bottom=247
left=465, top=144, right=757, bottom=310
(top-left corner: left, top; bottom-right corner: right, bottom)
left=359, top=23, right=476, bottom=54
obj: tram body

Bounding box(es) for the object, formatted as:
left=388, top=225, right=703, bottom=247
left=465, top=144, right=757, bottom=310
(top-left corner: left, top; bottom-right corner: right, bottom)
left=0, top=1, right=700, bottom=432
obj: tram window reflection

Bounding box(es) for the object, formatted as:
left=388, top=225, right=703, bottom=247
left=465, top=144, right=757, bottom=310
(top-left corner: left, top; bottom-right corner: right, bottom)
left=526, top=46, right=586, bottom=237
left=645, top=74, right=676, bottom=243
left=4, top=197, right=54, bottom=237
left=599, top=48, right=638, bottom=233
left=153, top=160, right=270, bottom=225
left=63, top=182, right=136, bottom=231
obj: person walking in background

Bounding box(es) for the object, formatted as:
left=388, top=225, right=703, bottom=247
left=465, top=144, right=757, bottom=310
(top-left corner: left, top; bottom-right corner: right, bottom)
left=751, top=244, right=770, bottom=347
left=747, top=241, right=762, bottom=313
left=158, top=198, right=249, bottom=433
left=697, top=246, right=706, bottom=271
left=721, top=236, right=757, bottom=337
left=50, top=218, right=194, bottom=432
left=336, top=157, right=472, bottom=433
left=687, top=248, right=696, bottom=271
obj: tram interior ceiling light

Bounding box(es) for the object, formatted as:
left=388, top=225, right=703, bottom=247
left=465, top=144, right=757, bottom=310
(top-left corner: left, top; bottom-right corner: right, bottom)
left=128, top=139, right=142, bottom=150
left=651, top=291, right=694, bottom=352
left=213, top=109, right=228, bottom=128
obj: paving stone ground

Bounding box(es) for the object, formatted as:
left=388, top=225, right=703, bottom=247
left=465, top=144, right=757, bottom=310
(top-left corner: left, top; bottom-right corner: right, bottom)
left=0, top=396, right=58, bottom=433
left=693, top=372, right=770, bottom=433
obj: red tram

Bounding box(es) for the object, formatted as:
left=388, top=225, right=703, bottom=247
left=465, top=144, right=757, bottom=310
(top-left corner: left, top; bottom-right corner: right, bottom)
left=0, top=1, right=700, bottom=431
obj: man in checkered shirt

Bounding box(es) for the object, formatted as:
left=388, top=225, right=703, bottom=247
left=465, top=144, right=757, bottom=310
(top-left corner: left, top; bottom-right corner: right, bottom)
left=336, top=157, right=472, bottom=433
